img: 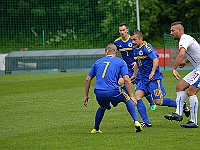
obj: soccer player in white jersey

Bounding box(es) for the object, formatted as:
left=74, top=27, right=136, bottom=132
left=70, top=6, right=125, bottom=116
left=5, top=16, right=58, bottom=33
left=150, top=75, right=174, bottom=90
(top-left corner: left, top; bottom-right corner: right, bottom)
left=164, top=21, right=200, bottom=128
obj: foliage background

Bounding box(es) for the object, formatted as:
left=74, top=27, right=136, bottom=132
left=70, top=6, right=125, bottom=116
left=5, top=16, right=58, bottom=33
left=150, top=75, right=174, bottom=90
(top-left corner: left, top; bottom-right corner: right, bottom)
left=0, top=0, right=200, bottom=52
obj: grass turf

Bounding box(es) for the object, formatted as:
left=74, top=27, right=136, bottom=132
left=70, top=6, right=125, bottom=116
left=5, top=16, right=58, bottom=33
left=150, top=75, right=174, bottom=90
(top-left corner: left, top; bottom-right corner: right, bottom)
left=0, top=70, right=199, bottom=150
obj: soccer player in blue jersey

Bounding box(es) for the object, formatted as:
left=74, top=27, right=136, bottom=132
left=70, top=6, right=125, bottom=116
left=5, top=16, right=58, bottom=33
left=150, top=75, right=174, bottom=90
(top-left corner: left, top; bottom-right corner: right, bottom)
left=114, top=23, right=155, bottom=127
left=129, top=30, right=190, bottom=124
left=83, top=43, right=142, bottom=133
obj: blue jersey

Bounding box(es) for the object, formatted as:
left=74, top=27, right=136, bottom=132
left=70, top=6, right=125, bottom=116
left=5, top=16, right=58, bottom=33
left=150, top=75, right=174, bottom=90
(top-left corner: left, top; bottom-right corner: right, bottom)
left=88, top=55, right=128, bottom=90
left=114, top=36, right=141, bottom=83
left=132, top=41, right=163, bottom=80
left=114, top=36, right=134, bottom=69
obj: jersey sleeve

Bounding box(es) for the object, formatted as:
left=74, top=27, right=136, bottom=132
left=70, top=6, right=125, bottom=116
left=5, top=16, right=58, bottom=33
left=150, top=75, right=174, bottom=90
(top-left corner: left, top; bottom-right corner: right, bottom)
left=179, top=37, right=190, bottom=51
left=148, top=50, right=159, bottom=60
left=145, top=43, right=158, bottom=60
left=88, top=63, right=96, bottom=78
left=120, top=60, right=129, bottom=77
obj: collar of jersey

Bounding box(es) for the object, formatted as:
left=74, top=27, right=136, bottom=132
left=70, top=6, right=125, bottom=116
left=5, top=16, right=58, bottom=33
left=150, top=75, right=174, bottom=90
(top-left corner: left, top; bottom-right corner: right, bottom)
left=120, top=35, right=130, bottom=42
left=106, top=55, right=114, bottom=57
left=136, top=41, right=147, bottom=49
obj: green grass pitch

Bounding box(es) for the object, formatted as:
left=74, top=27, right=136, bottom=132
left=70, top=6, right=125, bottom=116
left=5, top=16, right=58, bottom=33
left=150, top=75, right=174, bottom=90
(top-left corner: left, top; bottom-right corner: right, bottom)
left=0, top=70, right=200, bottom=150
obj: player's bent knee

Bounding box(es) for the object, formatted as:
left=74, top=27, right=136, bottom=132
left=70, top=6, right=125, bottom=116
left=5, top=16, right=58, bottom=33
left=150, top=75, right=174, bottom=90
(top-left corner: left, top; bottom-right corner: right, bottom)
left=154, top=99, right=161, bottom=105
left=176, top=83, right=188, bottom=91
left=187, top=91, right=197, bottom=97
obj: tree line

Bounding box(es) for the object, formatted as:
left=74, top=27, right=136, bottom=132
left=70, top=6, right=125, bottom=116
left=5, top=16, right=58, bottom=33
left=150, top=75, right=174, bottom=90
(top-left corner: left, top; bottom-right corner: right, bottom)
left=0, top=0, right=200, bottom=50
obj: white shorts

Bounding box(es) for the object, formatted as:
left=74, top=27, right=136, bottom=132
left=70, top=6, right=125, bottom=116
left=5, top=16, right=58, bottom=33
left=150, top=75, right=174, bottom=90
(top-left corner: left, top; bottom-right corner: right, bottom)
left=183, top=69, right=200, bottom=88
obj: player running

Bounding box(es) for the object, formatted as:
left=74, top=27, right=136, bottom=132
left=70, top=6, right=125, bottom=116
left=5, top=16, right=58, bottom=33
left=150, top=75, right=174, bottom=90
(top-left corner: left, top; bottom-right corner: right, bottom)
left=129, top=29, right=190, bottom=125
left=114, top=23, right=155, bottom=127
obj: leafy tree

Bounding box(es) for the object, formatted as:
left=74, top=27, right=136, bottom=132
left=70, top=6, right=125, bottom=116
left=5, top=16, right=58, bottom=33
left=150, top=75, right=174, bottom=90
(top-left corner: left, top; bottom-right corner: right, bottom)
left=98, top=0, right=137, bottom=42
left=176, top=0, right=200, bottom=33
left=0, top=0, right=200, bottom=51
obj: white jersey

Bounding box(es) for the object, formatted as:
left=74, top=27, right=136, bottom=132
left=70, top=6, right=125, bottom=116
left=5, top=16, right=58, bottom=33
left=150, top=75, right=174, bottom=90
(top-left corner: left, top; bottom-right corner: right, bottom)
left=179, top=34, right=200, bottom=69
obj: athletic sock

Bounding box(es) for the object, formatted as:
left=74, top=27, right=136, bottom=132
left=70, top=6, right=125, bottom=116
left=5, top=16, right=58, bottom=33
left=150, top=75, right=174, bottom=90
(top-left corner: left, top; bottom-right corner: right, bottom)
left=189, top=95, right=198, bottom=124
left=161, top=97, right=176, bottom=107
left=126, top=100, right=139, bottom=121
left=136, top=99, right=151, bottom=124
left=175, top=91, right=186, bottom=116
left=94, top=107, right=105, bottom=130
left=145, top=94, right=155, bottom=106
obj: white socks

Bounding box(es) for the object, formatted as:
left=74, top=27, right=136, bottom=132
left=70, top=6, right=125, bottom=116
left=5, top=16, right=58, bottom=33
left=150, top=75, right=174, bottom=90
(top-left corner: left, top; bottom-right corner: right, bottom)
left=175, top=91, right=186, bottom=116
left=173, top=91, right=198, bottom=124
left=189, top=95, right=198, bottom=124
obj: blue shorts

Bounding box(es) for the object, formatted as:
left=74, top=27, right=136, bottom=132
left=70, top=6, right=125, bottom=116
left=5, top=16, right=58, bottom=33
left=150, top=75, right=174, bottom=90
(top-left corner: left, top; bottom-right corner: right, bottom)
left=135, top=79, right=166, bottom=99
left=94, top=88, right=130, bottom=110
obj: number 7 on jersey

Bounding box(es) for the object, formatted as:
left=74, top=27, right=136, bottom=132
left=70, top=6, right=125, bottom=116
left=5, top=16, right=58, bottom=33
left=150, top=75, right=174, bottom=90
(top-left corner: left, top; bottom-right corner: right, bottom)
left=102, top=62, right=110, bottom=78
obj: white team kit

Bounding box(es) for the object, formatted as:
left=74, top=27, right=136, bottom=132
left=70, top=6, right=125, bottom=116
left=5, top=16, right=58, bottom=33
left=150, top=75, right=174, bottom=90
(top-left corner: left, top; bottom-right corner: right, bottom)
left=180, top=34, right=200, bottom=87
left=178, top=34, right=199, bottom=126
left=164, top=30, right=199, bottom=128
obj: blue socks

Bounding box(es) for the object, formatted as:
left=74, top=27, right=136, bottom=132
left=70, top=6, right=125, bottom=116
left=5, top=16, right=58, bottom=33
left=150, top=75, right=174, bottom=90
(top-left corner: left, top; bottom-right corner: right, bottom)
left=125, top=100, right=139, bottom=121
left=161, top=97, right=176, bottom=107
left=94, top=107, right=105, bottom=130
left=145, top=94, right=155, bottom=106
left=136, top=99, right=151, bottom=124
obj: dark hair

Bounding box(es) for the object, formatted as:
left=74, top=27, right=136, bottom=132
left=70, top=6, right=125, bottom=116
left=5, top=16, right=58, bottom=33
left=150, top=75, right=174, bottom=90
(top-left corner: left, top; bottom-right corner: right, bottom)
left=119, top=23, right=127, bottom=27
left=130, top=29, right=143, bottom=38
left=171, top=21, right=182, bottom=27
